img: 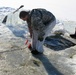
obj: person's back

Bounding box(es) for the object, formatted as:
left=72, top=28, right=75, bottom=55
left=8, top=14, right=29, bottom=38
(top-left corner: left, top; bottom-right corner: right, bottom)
left=28, top=8, right=56, bottom=37
left=30, top=8, right=56, bottom=26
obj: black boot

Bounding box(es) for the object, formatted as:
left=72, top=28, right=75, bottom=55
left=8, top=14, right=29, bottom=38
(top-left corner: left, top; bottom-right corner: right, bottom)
left=31, top=50, right=43, bottom=55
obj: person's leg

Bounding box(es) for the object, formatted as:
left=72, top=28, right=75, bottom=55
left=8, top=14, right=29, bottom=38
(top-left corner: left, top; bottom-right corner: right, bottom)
left=44, top=20, right=56, bottom=37
left=31, top=29, right=46, bottom=53
left=31, top=30, right=38, bottom=50
left=31, top=30, right=44, bottom=54
left=35, top=37, right=45, bottom=53
left=31, top=20, right=56, bottom=54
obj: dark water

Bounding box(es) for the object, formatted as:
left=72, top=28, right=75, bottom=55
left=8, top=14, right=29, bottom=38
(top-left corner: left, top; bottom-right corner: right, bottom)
left=44, top=35, right=76, bottom=51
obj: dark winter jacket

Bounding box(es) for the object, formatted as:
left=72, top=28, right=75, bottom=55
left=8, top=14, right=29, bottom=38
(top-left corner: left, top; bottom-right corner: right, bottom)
left=27, top=8, right=56, bottom=37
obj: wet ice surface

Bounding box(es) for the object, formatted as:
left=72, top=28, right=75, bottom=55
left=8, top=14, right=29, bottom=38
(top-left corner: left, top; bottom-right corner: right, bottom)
left=0, top=22, right=76, bottom=75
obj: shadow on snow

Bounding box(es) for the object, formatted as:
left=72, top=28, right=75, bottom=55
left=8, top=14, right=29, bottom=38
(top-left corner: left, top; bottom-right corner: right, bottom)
left=32, top=54, right=63, bottom=75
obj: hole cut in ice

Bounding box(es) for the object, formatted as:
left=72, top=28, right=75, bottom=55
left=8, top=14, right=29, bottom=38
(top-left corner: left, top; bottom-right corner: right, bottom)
left=44, top=35, right=76, bottom=51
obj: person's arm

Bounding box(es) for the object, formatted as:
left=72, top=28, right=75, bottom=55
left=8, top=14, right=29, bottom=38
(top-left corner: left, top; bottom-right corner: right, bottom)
left=28, top=25, right=32, bottom=38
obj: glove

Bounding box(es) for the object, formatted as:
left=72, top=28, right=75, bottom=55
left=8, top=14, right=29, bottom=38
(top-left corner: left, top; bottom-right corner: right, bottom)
left=28, top=43, right=31, bottom=49
left=38, top=36, right=44, bottom=41
left=38, top=32, right=45, bottom=41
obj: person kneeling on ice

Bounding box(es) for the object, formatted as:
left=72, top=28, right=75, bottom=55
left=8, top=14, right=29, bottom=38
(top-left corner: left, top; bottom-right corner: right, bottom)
left=19, top=8, right=56, bottom=54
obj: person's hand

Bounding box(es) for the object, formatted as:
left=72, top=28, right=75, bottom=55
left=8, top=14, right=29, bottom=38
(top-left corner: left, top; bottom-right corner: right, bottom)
left=28, top=43, right=31, bottom=49
left=38, top=36, right=44, bottom=41
left=38, top=32, right=45, bottom=41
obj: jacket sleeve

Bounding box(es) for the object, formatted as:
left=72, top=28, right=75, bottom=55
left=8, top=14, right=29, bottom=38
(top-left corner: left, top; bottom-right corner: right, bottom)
left=31, top=9, right=45, bottom=37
